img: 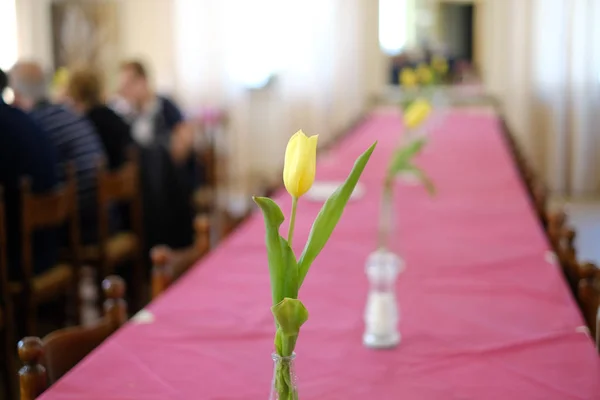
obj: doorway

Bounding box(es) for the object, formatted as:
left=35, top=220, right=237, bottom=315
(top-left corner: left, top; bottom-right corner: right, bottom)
left=440, top=2, right=475, bottom=63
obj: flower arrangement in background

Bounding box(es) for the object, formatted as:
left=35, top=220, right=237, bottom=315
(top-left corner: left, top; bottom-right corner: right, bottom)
left=398, top=55, right=449, bottom=112
left=379, top=99, right=435, bottom=250
left=254, top=130, right=376, bottom=399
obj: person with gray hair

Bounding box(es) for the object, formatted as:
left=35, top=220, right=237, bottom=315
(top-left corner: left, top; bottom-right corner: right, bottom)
left=10, top=61, right=106, bottom=244
left=0, top=67, right=59, bottom=279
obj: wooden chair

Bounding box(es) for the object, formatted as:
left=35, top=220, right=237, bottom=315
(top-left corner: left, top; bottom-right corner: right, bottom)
left=151, top=215, right=210, bottom=298
left=0, top=187, right=16, bottom=399
left=12, top=165, right=80, bottom=336
left=81, top=155, right=144, bottom=310
left=577, top=265, right=600, bottom=351
left=18, top=275, right=127, bottom=399
left=552, top=227, right=581, bottom=296
left=547, top=210, right=567, bottom=248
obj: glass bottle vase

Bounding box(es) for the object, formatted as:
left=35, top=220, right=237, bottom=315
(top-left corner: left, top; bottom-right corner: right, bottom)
left=269, top=352, right=298, bottom=400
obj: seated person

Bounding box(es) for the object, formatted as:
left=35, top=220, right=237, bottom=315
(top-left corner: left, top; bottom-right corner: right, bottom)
left=65, top=67, right=133, bottom=170
left=9, top=61, right=106, bottom=244
left=112, top=60, right=196, bottom=250
left=0, top=68, right=59, bottom=279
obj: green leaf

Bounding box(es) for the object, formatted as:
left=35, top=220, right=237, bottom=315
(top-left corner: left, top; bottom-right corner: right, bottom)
left=271, top=298, right=309, bottom=337
left=400, top=99, right=414, bottom=112
left=297, top=142, right=377, bottom=287
left=405, top=164, right=436, bottom=196
left=253, top=197, right=299, bottom=305
left=388, top=137, right=427, bottom=178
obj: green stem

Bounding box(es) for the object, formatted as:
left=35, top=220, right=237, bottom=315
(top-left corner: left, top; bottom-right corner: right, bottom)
left=378, top=176, right=394, bottom=251
left=287, top=196, right=298, bottom=247
left=274, top=333, right=298, bottom=400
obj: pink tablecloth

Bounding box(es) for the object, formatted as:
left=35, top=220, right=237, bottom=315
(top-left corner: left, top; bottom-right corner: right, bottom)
left=41, top=110, right=600, bottom=400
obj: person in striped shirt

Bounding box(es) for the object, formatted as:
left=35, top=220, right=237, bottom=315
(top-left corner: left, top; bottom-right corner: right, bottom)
left=10, top=61, right=106, bottom=244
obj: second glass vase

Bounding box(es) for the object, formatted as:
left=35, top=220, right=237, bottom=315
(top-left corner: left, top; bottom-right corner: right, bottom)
left=269, top=352, right=298, bottom=400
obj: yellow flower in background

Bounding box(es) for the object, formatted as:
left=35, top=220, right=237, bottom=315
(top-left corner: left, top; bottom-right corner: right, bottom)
left=432, top=56, right=449, bottom=75
left=404, top=99, right=432, bottom=129
left=416, top=64, right=434, bottom=85
left=52, top=67, right=70, bottom=89
left=400, top=68, right=418, bottom=89
left=283, top=130, right=319, bottom=198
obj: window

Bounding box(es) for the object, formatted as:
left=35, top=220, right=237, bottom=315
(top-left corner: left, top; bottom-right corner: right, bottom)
left=379, top=0, right=407, bottom=56
left=0, top=0, right=18, bottom=70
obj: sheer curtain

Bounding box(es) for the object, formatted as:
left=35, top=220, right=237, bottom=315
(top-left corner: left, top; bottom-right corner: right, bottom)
left=0, top=0, right=18, bottom=71
left=482, top=0, right=600, bottom=197
left=174, top=0, right=381, bottom=194
left=531, top=0, right=600, bottom=196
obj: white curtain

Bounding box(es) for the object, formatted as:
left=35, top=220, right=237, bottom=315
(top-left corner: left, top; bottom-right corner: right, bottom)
left=482, top=0, right=600, bottom=197
left=0, top=0, right=18, bottom=71
left=531, top=0, right=600, bottom=196
left=173, top=0, right=381, bottom=194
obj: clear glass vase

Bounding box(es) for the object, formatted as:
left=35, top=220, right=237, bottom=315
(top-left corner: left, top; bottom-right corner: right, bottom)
left=269, top=352, right=298, bottom=400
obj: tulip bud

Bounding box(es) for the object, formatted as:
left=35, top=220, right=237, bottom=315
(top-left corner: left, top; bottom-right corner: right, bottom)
left=432, top=56, right=449, bottom=75
left=283, top=130, right=318, bottom=198
left=400, top=68, right=418, bottom=89
left=417, top=64, right=434, bottom=85
left=404, top=99, right=432, bottom=129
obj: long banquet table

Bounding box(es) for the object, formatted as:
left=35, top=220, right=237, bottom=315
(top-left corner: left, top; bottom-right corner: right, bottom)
left=40, top=108, right=600, bottom=400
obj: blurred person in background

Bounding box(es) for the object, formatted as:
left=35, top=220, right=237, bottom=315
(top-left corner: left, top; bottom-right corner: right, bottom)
left=10, top=61, right=106, bottom=244
left=112, top=60, right=195, bottom=250
left=65, top=67, right=133, bottom=170
left=0, top=68, right=59, bottom=279
left=114, top=60, right=193, bottom=166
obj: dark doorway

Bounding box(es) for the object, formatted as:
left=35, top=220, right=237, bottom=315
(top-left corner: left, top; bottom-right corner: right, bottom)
left=440, top=3, right=474, bottom=63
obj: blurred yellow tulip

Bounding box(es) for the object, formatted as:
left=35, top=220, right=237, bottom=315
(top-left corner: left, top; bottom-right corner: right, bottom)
left=52, top=67, right=70, bottom=88
left=400, top=68, right=418, bottom=89
left=283, top=130, right=319, bottom=198
left=432, top=56, right=449, bottom=75
left=417, top=64, right=434, bottom=85
left=404, top=99, right=432, bottom=129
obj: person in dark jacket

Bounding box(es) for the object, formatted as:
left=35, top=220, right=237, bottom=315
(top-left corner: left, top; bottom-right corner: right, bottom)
left=112, top=60, right=196, bottom=251
left=10, top=61, right=106, bottom=244
left=65, top=67, right=133, bottom=170
left=0, top=68, right=59, bottom=279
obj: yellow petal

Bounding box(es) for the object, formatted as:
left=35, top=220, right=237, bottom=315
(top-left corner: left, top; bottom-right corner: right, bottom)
left=404, top=99, right=432, bottom=129
left=400, top=68, right=418, bottom=89
left=283, top=130, right=318, bottom=198
left=432, top=56, right=449, bottom=75
left=417, top=64, right=433, bottom=85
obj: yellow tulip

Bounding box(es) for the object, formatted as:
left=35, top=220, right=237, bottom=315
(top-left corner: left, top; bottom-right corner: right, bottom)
left=52, top=67, right=70, bottom=88
left=283, top=130, right=318, bottom=198
left=400, top=68, right=418, bottom=89
left=432, top=56, right=449, bottom=75
left=404, top=99, right=432, bottom=129
left=416, top=64, right=433, bottom=85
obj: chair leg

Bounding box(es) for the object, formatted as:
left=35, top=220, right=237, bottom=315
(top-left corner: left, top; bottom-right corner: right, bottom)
left=131, top=252, right=146, bottom=312
left=1, top=329, right=16, bottom=400
left=69, top=274, right=81, bottom=326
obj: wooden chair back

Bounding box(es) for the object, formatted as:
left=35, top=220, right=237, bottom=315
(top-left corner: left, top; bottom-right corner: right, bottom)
left=96, top=152, right=144, bottom=308
left=151, top=215, right=211, bottom=298
left=18, top=275, right=127, bottom=399
left=577, top=266, right=600, bottom=351
left=20, top=164, right=80, bottom=290
left=547, top=211, right=567, bottom=248
left=96, top=152, right=143, bottom=247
